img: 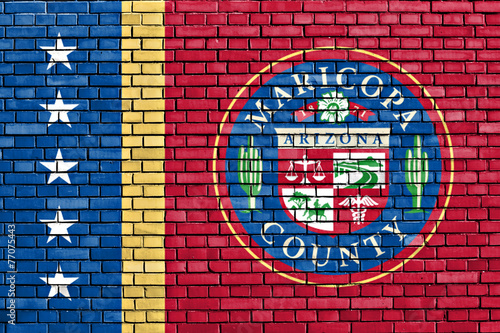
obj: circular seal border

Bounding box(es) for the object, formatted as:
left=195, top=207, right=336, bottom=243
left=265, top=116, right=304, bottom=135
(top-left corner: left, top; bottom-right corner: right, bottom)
left=212, top=47, right=454, bottom=287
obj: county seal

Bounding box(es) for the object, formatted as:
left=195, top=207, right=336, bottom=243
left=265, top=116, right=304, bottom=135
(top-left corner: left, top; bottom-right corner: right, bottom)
left=213, top=48, right=454, bottom=286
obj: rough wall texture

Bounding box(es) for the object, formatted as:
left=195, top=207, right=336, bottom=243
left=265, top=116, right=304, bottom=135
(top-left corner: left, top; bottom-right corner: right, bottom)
left=167, top=1, right=500, bottom=333
left=0, top=1, right=167, bottom=332
left=0, top=1, right=123, bottom=332
left=122, top=1, right=166, bottom=332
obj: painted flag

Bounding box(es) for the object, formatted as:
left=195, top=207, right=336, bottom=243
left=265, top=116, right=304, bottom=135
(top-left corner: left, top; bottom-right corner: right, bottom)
left=166, top=1, right=500, bottom=333
left=1, top=0, right=500, bottom=332
left=0, top=1, right=166, bottom=332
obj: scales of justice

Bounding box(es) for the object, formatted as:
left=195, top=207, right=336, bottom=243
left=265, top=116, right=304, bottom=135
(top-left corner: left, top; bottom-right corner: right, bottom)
left=285, top=155, right=325, bottom=183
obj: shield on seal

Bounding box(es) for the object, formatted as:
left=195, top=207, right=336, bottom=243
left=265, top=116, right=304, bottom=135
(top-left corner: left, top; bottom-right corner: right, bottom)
left=275, top=126, right=390, bottom=234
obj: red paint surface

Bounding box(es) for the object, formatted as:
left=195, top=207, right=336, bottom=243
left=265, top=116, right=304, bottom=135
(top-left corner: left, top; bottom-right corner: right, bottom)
left=166, top=1, right=500, bottom=331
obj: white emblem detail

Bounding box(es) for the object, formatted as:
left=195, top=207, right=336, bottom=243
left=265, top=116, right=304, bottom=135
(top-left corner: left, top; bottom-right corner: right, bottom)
left=40, top=90, right=79, bottom=127
left=39, top=207, right=77, bottom=243
left=339, top=194, right=379, bottom=224
left=39, top=33, right=77, bottom=70
left=39, top=264, right=79, bottom=300
left=40, top=149, right=78, bottom=184
left=285, top=155, right=325, bottom=183
left=318, top=90, right=350, bottom=123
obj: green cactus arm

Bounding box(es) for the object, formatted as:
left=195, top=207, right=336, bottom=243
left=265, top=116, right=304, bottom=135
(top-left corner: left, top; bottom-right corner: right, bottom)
left=422, top=151, right=429, bottom=184
left=414, top=135, right=421, bottom=151
left=251, top=149, right=263, bottom=194
left=238, top=147, right=245, bottom=184
left=405, top=148, right=413, bottom=187
left=252, top=148, right=259, bottom=184
left=238, top=146, right=252, bottom=196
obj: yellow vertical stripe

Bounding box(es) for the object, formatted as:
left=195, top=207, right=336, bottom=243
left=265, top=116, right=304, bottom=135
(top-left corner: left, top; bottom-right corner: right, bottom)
left=122, top=1, right=165, bottom=332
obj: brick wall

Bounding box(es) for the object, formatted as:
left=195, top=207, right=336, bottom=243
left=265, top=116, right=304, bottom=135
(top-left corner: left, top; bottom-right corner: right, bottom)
left=167, top=1, right=500, bottom=332
left=0, top=0, right=168, bottom=332
left=122, top=1, right=166, bottom=332
left=0, top=1, right=124, bottom=332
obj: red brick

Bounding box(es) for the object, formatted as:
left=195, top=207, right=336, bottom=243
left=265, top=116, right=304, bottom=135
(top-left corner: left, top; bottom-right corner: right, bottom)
left=178, top=323, right=219, bottom=333
left=252, top=310, right=273, bottom=322
left=339, top=310, right=360, bottom=321
left=338, top=286, right=360, bottom=297
left=305, top=26, right=346, bottom=37
left=176, top=26, right=217, bottom=37
left=437, top=322, right=478, bottom=333
left=316, top=288, right=337, bottom=297
left=208, top=311, right=228, bottom=323
left=219, top=26, right=259, bottom=37
left=304, top=2, right=344, bottom=12
left=221, top=298, right=262, bottom=310
left=219, top=50, right=259, bottom=61
left=176, top=2, right=217, bottom=12
left=437, top=50, right=475, bottom=61
left=262, top=26, right=302, bottom=37
left=477, top=27, right=500, bottom=37
left=264, top=298, right=306, bottom=310
left=392, top=50, right=432, bottom=61
left=437, top=247, right=480, bottom=259
left=478, top=51, right=500, bottom=61
left=178, top=99, right=217, bottom=111
left=396, top=322, right=434, bottom=332
left=352, top=322, right=392, bottom=332
left=475, top=2, right=500, bottom=12
left=219, top=2, right=259, bottom=13
left=448, top=309, right=468, bottom=321
left=483, top=196, right=500, bottom=208
left=394, top=298, right=435, bottom=309
left=351, top=298, right=392, bottom=309
left=392, top=26, right=431, bottom=37
left=317, top=310, right=339, bottom=322
left=187, top=311, right=208, bottom=323
left=433, top=2, right=472, bottom=12
left=271, top=13, right=292, bottom=25
left=261, top=2, right=302, bottom=12
left=481, top=247, right=500, bottom=258
left=481, top=322, right=500, bottom=332
left=308, top=298, right=349, bottom=310
left=263, top=323, right=304, bottom=333
left=347, top=1, right=387, bottom=12
left=176, top=75, right=216, bottom=87
left=178, top=248, right=219, bottom=260
left=438, top=297, right=480, bottom=309
left=389, top=1, right=430, bottom=12
left=336, top=13, right=356, bottom=24
left=309, top=322, right=349, bottom=332
left=293, top=13, right=313, bottom=25
left=434, top=26, right=474, bottom=37
left=179, top=298, right=220, bottom=310
left=360, top=309, right=382, bottom=321
left=221, top=323, right=262, bottom=332
left=228, top=14, right=248, bottom=25
left=443, top=14, right=464, bottom=25
left=394, top=273, right=435, bottom=284
left=185, top=14, right=205, bottom=25
left=435, top=74, right=475, bottom=85
left=349, top=25, right=389, bottom=36
left=221, top=274, right=263, bottom=285
left=273, top=311, right=294, bottom=322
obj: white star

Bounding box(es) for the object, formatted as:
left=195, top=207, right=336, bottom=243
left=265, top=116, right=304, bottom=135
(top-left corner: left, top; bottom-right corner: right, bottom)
left=39, top=207, right=77, bottom=243
left=40, top=149, right=78, bottom=184
left=39, top=264, right=78, bottom=300
left=40, top=33, right=76, bottom=70
left=40, top=91, right=79, bottom=127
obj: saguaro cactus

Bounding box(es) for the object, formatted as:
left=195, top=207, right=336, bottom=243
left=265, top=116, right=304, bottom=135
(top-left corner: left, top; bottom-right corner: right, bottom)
left=238, top=136, right=262, bottom=211
left=405, top=135, right=429, bottom=211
